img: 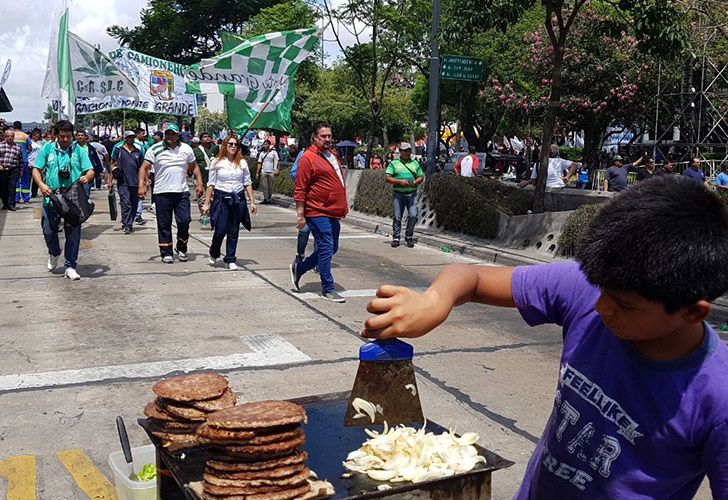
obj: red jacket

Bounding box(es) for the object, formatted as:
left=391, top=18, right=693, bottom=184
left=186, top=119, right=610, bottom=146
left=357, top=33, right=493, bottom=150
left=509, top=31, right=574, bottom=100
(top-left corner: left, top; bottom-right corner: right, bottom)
left=294, top=144, right=349, bottom=219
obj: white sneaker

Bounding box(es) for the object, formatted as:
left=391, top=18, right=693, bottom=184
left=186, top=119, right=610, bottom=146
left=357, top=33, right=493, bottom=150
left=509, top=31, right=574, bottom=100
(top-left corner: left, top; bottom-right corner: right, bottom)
left=175, top=248, right=188, bottom=262
left=64, top=268, right=81, bottom=280
left=208, top=256, right=217, bottom=266
left=47, top=255, right=59, bottom=272
left=227, top=262, right=239, bottom=271
left=162, top=255, right=174, bottom=264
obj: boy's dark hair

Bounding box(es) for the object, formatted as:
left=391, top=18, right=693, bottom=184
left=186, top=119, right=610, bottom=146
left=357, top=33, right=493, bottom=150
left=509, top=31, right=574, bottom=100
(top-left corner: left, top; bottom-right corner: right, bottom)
left=55, top=120, right=74, bottom=134
left=13, top=120, right=22, bottom=130
left=468, top=145, right=477, bottom=154
left=312, top=122, right=331, bottom=135
left=576, top=176, right=728, bottom=313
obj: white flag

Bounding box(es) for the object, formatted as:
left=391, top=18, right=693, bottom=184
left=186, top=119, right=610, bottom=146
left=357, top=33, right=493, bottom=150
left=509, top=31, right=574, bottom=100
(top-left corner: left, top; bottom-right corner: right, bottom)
left=67, top=32, right=138, bottom=100
left=41, top=0, right=74, bottom=121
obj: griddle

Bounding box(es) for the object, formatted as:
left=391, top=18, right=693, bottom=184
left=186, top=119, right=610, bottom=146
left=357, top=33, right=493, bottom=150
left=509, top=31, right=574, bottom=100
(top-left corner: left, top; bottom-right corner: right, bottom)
left=138, top=391, right=513, bottom=499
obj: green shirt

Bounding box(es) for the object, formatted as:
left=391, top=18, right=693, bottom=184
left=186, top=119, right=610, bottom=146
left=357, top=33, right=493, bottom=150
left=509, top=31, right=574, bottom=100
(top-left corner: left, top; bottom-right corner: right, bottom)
left=34, top=141, right=93, bottom=205
left=111, top=139, right=147, bottom=159
left=386, top=158, right=424, bottom=193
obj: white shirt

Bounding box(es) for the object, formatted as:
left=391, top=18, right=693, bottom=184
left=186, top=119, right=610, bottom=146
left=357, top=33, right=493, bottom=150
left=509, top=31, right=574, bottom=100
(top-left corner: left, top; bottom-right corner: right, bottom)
left=145, top=141, right=196, bottom=193
left=460, top=155, right=474, bottom=177
left=257, top=149, right=279, bottom=173
left=530, top=157, right=572, bottom=188
left=323, top=150, right=345, bottom=187
left=208, top=158, right=252, bottom=194
left=28, top=140, right=43, bottom=166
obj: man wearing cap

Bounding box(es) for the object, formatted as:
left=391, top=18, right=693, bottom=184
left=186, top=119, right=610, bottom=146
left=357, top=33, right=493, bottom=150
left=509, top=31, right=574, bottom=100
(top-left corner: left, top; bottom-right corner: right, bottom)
left=110, top=131, right=144, bottom=234
left=138, top=123, right=203, bottom=264
left=385, top=142, right=424, bottom=248
left=604, top=153, right=645, bottom=192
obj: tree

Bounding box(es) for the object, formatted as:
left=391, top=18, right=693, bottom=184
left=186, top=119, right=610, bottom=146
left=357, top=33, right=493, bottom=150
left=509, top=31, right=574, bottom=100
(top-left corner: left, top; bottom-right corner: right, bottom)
left=197, top=107, right=228, bottom=136
left=107, top=0, right=281, bottom=64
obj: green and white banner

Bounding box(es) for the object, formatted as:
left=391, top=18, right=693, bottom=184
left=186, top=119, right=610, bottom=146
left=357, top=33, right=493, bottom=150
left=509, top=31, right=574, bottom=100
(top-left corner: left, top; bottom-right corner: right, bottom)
left=186, top=28, right=320, bottom=132
left=76, top=48, right=197, bottom=116
left=41, top=0, right=75, bottom=122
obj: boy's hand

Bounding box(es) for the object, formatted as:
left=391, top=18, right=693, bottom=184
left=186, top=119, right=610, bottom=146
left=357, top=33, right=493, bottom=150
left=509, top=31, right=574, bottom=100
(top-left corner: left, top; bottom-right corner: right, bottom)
left=361, top=286, right=451, bottom=340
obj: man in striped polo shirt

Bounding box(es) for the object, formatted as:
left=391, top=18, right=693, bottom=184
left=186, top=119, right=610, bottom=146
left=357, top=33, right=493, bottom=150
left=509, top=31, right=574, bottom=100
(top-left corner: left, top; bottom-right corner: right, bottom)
left=138, top=123, right=203, bottom=263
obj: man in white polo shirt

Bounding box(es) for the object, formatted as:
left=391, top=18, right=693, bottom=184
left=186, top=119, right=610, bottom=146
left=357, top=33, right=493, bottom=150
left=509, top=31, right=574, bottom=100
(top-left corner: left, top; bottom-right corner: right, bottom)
left=138, top=123, right=203, bottom=263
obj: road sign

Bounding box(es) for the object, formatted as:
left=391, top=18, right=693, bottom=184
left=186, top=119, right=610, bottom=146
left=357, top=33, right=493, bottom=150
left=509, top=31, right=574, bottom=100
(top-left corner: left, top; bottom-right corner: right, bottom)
left=440, top=55, right=482, bottom=82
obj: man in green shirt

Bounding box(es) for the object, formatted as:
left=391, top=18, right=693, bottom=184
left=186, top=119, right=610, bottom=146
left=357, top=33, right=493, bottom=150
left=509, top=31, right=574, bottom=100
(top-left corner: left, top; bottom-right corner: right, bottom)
left=385, top=142, right=424, bottom=248
left=31, top=120, right=94, bottom=280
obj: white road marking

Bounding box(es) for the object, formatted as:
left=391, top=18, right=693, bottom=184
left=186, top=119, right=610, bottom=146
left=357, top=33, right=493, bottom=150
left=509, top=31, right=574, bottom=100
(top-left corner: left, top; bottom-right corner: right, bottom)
left=197, top=234, right=380, bottom=241
left=295, top=287, right=427, bottom=300
left=0, top=335, right=310, bottom=392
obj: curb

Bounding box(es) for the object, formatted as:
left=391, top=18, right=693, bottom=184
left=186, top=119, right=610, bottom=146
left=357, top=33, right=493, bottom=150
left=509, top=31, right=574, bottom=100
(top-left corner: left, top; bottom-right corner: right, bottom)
left=265, top=194, right=554, bottom=267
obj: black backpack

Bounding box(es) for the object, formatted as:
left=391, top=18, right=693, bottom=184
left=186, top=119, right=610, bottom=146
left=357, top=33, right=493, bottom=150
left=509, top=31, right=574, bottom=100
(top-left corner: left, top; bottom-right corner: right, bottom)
left=49, top=181, right=95, bottom=226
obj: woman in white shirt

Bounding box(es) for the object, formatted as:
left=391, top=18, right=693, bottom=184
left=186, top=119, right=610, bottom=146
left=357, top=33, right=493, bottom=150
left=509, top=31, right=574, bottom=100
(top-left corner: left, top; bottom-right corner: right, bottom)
left=202, top=136, right=257, bottom=270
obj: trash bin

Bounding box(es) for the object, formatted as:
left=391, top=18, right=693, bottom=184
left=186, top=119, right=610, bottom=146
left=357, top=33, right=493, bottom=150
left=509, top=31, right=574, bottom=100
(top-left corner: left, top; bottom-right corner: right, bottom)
left=108, top=444, right=157, bottom=500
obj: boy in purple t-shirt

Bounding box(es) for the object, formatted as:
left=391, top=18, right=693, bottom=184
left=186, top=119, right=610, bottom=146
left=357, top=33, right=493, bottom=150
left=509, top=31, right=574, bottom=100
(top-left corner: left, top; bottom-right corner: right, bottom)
left=362, top=175, right=728, bottom=498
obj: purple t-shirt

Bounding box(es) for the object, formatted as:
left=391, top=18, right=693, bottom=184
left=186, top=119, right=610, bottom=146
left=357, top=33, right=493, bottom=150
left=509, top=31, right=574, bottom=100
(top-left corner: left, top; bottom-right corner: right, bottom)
left=682, top=167, right=706, bottom=184
left=512, top=262, right=728, bottom=499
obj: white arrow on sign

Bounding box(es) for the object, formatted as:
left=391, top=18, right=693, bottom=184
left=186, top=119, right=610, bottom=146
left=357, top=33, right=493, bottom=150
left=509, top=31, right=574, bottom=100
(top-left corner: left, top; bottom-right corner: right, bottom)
left=0, top=334, right=310, bottom=392
left=0, top=59, right=11, bottom=89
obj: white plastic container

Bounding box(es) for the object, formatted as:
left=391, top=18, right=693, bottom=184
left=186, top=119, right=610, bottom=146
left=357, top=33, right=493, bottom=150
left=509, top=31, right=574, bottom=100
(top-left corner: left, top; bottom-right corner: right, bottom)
left=108, top=444, right=157, bottom=500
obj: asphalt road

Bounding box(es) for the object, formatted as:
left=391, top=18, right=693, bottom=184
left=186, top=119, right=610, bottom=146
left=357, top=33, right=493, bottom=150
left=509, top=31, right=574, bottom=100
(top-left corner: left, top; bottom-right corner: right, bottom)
left=0, top=190, right=713, bottom=499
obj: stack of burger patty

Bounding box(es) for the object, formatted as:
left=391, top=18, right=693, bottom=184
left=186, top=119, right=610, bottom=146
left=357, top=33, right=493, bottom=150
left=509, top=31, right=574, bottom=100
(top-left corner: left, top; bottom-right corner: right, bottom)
left=144, top=372, right=237, bottom=449
left=198, top=400, right=311, bottom=500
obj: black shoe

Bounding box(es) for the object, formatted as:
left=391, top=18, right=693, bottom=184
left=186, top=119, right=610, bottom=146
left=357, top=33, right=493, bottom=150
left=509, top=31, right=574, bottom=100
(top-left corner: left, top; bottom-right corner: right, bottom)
left=1, top=205, right=8, bottom=210
left=8, top=206, right=16, bottom=211
left=135, top=217, right=147, bottom=225
left=391, top=240, right=400, bottom=248
left=321, top=291, right=346, bottom=303
left=405, top=238, right=415, bottom=248
left=289, top=260, right=302, bottom=292
left=123, top=226, right=131, bottom=234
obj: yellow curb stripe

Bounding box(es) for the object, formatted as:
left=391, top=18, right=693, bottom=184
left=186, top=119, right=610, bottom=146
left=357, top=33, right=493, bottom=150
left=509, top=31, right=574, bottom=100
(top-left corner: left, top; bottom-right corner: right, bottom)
left=56, top=450, right=117, bottom=500
left=0, top=455, right=37, bottom=500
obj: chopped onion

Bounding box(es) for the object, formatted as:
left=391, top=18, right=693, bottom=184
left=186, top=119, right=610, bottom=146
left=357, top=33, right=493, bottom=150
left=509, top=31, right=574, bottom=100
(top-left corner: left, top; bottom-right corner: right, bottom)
left=342, top=424, right=486, bottom=484
left=351, top=397, right=384, bottom=423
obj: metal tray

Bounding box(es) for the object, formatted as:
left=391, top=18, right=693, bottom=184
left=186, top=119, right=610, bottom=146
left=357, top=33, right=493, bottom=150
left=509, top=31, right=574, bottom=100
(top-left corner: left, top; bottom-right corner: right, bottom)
left=139, top=391, right=513, bottom=499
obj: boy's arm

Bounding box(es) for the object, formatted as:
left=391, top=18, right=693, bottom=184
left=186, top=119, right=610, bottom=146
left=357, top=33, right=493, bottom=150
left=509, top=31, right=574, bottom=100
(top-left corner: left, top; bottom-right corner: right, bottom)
left=704, top=420, right=728, bottom=498
left=362, top=265, right=515, bottom=340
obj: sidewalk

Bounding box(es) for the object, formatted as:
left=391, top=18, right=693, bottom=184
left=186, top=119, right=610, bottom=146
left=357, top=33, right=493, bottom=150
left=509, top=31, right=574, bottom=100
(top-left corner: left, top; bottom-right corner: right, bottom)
left=267, top=193, right=564, bottom=267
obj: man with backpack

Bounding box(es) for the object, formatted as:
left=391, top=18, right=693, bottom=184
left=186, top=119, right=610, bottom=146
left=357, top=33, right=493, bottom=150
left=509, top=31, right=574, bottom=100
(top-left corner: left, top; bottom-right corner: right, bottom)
left=386, top=142, right=423, bottom=248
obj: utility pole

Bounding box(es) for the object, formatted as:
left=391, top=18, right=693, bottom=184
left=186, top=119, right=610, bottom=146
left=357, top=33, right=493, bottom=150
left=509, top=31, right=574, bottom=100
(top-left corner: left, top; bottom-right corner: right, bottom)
left=425, top=0, right=441, bottom=176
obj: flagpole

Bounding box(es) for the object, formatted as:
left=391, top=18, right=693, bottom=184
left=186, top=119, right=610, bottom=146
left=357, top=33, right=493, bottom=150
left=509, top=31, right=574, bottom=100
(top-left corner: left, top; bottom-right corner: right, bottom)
left=237, top=88, right=281, bottom=139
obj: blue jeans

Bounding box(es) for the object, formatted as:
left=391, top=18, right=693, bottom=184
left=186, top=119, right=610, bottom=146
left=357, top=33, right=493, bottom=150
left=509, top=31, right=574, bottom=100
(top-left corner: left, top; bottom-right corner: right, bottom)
left=392, top=191, right=417, bottom=240
left=296, top=224, right=318, bottom=258
left=298, top=216, right=340, bottom=293
left=41, top=203, right=81, bottom=269
left=117, top=184, right=138, bottom=229
left=209, top=191, right=242, bottom=264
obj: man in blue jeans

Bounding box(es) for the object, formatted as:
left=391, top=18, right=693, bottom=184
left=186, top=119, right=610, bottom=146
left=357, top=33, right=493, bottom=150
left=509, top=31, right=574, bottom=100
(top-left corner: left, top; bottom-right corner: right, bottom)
left=31, top=120, right=94, bottom=280
left=290, top=124, right=348, bottom=302
left=386, top=142, right=424, bottom=248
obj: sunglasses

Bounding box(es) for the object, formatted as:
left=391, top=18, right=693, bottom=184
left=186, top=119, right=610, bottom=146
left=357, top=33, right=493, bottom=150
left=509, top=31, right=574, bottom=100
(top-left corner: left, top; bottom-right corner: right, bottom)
left=227, top=143, right=239, bottom=147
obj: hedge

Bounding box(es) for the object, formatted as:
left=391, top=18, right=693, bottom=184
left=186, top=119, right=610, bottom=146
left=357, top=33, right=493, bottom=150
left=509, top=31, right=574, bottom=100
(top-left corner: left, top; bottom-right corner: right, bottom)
left=349, top=171, right=532, bottom=240
left=557, top=203, right=602, bottom=256
left=273, top=167, right=295, bottom=197
left=559, top=147, right=583, bottom=161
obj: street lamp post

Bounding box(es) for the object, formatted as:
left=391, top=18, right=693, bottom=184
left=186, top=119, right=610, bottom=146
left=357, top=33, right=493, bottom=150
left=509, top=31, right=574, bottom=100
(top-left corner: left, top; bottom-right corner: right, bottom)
left=425, top=0, right=441, bottom=176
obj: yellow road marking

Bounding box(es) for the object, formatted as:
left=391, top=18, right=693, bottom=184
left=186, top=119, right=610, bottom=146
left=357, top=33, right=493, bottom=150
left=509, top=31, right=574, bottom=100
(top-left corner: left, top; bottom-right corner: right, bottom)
left=56, top=450, right=117, bottom=500
left=0, top=455, right=36, bottom=500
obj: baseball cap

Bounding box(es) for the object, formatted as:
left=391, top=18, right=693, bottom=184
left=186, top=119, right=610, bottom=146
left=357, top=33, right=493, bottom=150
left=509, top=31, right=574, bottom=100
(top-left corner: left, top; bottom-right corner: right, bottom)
left=192, top=136, right=200, bottom=144
left=399, top=142, right=412, bottom=151
left=163, top=123, right=180, bottom=134
left=613, top=155, right=623, bottom=161
left=152, top=130, right=163, bottom=138
left=123, top=130, right=136, bottom=139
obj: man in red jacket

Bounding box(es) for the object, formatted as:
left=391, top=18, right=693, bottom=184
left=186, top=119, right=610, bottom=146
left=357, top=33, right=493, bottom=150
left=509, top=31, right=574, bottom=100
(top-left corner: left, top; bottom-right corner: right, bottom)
left=290, top=123, right=349, bottom=303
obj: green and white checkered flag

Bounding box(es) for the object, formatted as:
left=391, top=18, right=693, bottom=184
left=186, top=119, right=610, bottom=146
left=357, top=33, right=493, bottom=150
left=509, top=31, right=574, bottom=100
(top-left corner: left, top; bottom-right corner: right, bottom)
left=186, top=28, right=320, bottom=132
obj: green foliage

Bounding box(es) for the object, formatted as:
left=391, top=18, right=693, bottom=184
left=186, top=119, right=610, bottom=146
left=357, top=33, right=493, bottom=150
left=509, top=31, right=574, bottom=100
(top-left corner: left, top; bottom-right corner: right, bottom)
left=108, top=0, right=279, bottom=64
left=197, top=107, right=228, bottom=136
left=273, top=167, right=295, bottom=196
left=557, top=203, right=602, bottom=256
left=353, top=170, right=394, bottom=218
left=245, top=156, right=259, bottom=188
left=559, top=147, right=583, bottom=161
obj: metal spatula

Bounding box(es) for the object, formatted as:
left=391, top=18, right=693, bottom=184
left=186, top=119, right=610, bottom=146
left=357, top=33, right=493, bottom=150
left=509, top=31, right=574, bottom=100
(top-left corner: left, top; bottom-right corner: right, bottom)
left=344, top=339, right=424, bottom=427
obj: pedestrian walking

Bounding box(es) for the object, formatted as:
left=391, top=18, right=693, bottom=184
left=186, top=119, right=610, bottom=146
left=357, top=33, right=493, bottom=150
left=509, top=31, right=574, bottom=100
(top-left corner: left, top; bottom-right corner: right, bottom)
left=110, top=131, right=144, bottom=234
left=0, top=129, right=22, bottom=210
left=256, top=140, right=279, bottom=204
left=362, top=176, right=728, bottom=498
left=290, top=123, right=348, bottom=303
left=89, top=135, right=109, bottom=190
left=134, top=128, right=149, bottom=225
left=716, top=164, right=728, bottom=191
left=75, top=130, right=103, bottom=200
left=575, top=162, right=590, bottom=189
left=201, top=135, right=257, bottom=270
left=604, top=154, right=644, bottom=192
left=10, top=121, right=32, bottom=205
left=28, top=129, right=43, bottom=198
left=289, top=147, right=317, bottom=269
left=682, top=157, right=709, bottom=188
left=519, top=145, right=578, bottom=189
left=386, top=142, right=424, bottom=248
left=138, top=123, right=203, bottom=264
left=31, top=120, right=94, bottom=280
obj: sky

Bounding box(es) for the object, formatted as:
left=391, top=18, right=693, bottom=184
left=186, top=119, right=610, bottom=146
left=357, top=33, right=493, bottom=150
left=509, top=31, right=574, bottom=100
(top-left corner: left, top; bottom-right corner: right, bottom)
left=0, top=0, right=361, bottom=124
